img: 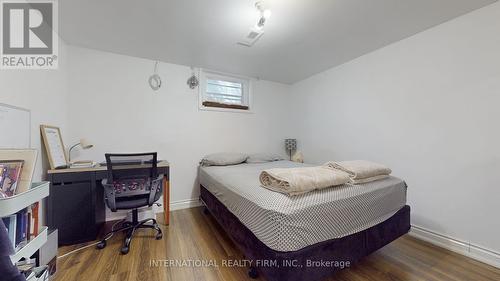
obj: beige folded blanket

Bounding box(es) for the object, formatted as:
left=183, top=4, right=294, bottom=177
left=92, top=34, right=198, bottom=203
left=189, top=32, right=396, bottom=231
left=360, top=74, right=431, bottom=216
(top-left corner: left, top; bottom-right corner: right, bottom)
left=324, top=160, right=392, bottom=184
left=259, top=166, right=350, bottom=196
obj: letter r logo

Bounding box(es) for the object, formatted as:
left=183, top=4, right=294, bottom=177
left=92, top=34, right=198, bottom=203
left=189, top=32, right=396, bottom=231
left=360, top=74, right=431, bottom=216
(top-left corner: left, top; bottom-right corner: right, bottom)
left=2, top=2, right=53, bottom=54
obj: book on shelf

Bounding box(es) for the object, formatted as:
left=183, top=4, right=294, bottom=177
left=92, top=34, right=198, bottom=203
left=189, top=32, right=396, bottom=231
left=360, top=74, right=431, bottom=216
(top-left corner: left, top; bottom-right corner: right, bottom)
left=1, top=202, right=41, bottom=250
left=14, top=208, right=31, bottom=250
left=16, top=258, right=36, bottom=273
left=2, top=214, right=17, bottom=246
left=30, top=202, right=39, bottom=237
left=25, top=265, right=49, bottom=280
left=17, top=258, right=48, bottom=280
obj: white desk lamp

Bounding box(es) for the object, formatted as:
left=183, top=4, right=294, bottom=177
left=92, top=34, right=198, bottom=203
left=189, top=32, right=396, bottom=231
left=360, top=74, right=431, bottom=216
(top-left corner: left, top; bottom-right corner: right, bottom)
left=68, top=138, right=94, bottom=163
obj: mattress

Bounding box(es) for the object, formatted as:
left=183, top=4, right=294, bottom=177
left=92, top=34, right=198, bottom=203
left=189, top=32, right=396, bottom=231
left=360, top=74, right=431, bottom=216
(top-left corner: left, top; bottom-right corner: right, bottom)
left=198, top=160, right=407, bottom=252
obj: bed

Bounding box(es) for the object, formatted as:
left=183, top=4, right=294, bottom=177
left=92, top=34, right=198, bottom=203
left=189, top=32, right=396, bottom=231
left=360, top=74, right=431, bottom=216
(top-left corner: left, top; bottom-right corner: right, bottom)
left=198, top=160, right=410, bottom=281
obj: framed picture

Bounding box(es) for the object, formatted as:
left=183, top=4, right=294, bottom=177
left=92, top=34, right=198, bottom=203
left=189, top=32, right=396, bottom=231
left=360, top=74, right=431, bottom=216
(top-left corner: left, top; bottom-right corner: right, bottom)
left=0, top=149, right=37, bottom=195
left=0, top=160, right=24, bottom=198
left=40, top=125, right=68, bottom=169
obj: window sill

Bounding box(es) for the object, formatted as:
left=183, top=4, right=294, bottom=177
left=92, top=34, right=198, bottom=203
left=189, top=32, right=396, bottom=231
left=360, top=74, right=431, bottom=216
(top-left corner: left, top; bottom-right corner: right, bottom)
left=198, top=104, right=253, bottom=114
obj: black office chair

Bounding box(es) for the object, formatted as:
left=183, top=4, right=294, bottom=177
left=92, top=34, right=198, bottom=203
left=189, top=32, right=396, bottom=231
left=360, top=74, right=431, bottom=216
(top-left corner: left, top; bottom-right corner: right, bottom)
left=96, top=152, right=163, bottom=254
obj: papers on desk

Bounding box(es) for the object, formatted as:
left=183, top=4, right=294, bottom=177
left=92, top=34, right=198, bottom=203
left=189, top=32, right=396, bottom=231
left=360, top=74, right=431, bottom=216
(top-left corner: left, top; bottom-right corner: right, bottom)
left=69, top=161, right=96, bottom=169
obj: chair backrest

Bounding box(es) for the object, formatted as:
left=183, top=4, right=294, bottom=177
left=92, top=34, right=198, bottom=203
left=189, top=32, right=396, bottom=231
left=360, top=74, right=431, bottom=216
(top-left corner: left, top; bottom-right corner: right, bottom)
left=105, top=152, right=158, bottom=183
left=102, top=152, right=162, bottom=211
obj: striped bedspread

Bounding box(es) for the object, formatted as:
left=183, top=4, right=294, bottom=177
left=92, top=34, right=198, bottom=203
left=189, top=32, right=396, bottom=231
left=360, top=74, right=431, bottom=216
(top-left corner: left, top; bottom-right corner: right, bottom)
left=198, top=160, right=407, bottom=252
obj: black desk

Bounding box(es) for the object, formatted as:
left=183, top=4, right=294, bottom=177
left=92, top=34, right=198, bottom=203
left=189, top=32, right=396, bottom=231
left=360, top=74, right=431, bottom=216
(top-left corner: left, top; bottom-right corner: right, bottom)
left=46, top=162, right=170, bottom=245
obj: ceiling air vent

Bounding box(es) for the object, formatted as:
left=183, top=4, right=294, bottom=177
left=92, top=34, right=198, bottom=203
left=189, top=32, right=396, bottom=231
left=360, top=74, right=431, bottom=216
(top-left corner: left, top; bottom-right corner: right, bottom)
left=237, top=28, right=264, bottom=47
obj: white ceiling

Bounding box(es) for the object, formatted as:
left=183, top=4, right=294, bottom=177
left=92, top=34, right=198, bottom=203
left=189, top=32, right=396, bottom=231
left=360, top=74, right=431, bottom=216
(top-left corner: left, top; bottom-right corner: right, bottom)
left=59, top=0, right=496, bottom=84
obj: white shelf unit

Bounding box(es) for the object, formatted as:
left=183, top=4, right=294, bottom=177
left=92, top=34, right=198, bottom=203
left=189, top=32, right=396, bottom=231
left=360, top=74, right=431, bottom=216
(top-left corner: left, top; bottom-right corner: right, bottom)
left=0, top=182, right=50, bottom=264
left=0, top=181, right=49, bottom=217
left=10, top=226, right=48, bottom=263
left=27, top=272, right=49, bottom=281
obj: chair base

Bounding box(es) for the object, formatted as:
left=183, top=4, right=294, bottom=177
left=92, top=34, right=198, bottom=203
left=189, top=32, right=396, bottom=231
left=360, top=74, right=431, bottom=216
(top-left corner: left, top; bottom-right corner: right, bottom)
left=96, top=209, right=162, bottom=254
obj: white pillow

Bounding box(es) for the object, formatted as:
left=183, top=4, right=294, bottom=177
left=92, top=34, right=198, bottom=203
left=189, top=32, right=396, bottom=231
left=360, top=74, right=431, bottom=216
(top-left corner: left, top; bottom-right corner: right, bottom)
left=200, top=153, right=248, bottom=166
left=246, top=153, right=284, bottom=163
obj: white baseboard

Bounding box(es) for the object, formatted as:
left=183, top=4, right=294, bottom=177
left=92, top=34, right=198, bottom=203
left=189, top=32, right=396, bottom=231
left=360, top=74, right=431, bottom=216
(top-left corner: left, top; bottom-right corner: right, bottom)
left=105, top=198, right=202, bottom=222
left=409, top=225, right=500, bottom=269
left=169, top=198, right=202, bottom=211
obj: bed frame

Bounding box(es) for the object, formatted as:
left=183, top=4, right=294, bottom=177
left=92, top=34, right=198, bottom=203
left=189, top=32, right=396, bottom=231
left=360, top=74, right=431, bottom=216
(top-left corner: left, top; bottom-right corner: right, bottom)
left=200, top=185, right=410, bottom=281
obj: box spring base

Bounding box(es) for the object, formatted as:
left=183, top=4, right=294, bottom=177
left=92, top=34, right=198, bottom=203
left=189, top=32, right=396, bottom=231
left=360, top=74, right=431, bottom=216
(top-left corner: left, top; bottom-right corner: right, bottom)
left=200, top=185, right=410, bottom=281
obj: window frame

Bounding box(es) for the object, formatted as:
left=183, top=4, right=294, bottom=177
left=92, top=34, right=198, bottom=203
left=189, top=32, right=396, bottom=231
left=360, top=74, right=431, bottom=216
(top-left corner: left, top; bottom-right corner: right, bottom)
left=198, top=69, right=253, bottom=113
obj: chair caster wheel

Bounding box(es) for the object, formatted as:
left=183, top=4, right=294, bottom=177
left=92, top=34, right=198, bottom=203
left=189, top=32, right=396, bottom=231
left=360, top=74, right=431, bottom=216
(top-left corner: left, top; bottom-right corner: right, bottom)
left=203, top=207, right=209, bottom=215
left=121, top=246, right=129, bottom=255
left=156, top=233, right=163, bottom=240
left=248, top=267, right=258, bottom=279
left=96, top=241, right=106, bottom=249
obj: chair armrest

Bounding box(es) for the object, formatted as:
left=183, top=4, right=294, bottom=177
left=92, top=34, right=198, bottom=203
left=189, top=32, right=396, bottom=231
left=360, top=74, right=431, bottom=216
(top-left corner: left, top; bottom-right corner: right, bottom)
left=101, top=179, right=117, bottom=212
left=148, top=175, right=164, bottom=206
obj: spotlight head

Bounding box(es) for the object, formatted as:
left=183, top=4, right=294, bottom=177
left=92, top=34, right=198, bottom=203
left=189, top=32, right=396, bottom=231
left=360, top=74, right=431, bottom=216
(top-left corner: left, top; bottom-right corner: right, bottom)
left=263, top=9, right=272, bottom=19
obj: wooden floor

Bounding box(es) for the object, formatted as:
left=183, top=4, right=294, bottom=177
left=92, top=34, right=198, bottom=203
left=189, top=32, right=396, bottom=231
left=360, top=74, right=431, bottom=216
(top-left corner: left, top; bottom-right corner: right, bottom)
left=54, top=207, right=500, bottom=281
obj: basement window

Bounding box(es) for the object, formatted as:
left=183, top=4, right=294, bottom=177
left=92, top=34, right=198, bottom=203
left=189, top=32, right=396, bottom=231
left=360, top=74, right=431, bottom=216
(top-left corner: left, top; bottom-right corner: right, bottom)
left=199, top=70, right=251, bottom=112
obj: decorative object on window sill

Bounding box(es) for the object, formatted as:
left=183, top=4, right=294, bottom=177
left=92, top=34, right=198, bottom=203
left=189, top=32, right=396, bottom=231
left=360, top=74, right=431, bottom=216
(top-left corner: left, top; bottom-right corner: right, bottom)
left=292, top=151, right=304, bottom=163
left=202, top=101, right=249, bottom=110
left=148, top=61, right=162, bottom=91
left=68, top=138, right=94, bottom=162
left=284, top=139, right=297, bottom=160
left=187, top=67, right=199, bottom=89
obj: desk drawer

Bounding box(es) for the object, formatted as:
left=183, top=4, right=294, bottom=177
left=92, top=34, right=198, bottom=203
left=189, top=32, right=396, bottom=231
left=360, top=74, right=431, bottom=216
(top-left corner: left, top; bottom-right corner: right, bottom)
left=49, top=172, right=92, bottom=184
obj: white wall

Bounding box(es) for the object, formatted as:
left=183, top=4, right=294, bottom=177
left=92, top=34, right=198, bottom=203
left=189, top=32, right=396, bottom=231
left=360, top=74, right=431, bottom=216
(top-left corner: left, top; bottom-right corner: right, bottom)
left=4, top=2, right=499, bottom=260
left=0, top=40, right=69, bottom=181
left=290, top=3, right=500, bottom=254
left=0, top=40, right=68, bottom=227
left=67, top=46, right=291, bottom=213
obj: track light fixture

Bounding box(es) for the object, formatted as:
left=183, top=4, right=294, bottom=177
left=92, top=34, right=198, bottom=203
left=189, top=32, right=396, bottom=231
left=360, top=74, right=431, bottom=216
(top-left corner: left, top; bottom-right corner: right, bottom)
left=255, top=1, right=271, bottom=30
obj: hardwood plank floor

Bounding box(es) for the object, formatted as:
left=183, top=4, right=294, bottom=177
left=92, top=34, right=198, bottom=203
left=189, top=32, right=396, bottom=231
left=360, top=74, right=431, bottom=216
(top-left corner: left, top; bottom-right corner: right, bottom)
left=54, top=207, right=500, bottom=281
